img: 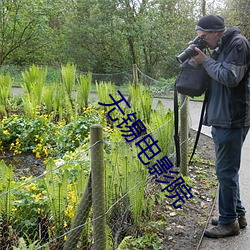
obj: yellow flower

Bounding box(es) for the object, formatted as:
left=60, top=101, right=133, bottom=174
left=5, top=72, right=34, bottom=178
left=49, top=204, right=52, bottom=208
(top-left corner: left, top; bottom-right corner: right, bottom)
left=26, top=183, right=37, bottom=191
left=3, top=130, right=9, bottom=135
left=42, top=147, right=49, bottom=157
left=14, top=149, right=22, bottom=155
left=65, top=205, right=74, bottom=218
left=32, top=193, right=42, bottom=201
left=12, top=207, right=17, bottom=212
left=36, top=152, right=41, bottom=159
left=71, top=195, right=76, bottom=204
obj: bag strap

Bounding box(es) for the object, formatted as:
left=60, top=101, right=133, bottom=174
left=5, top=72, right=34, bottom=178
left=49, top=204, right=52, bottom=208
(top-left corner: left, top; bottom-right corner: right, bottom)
left=174, top=80, right=208, bottom=168
left=188, top=91, right=208, bottom=164
left=174, top=79, right=180, bottom=168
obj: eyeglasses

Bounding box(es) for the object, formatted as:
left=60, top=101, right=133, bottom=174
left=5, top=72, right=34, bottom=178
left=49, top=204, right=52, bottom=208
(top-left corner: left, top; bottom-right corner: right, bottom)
left=199, top=32, right=214, bottom=40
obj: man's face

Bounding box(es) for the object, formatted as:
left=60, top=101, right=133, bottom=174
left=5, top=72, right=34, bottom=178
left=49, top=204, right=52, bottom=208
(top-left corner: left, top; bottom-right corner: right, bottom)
left=196, top=30, right=222, bottom=49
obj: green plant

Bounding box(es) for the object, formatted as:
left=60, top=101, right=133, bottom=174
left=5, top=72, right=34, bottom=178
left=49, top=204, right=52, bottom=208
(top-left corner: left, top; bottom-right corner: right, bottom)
left=12, top=176, right=49, bottom=241
left=129, top=84, right=153, bottom=125
left=21, top=65, right=47, bottom=118
left=148, top=100, right=175, bottom=157
left=117, top=233, right=163, bottom=250
left=12, top=233, right=50, bottom=250
left=42, top=159, right=69, bottom=247
left=96, top=81, right=119, bottom=127
left=60, top=62, right=76, bottom=102
left=0, top=110, right=101, bottom=158
left=13, top=237, right=39, bottom=250
left=43, top=84, right=56, bottom=114
left=0, top=161, right=15, bottom=222
left=96, top=81, right=116, bottom=107
left=0, top=73, right=12, bottom=117
left=104, top=129, right=151, bottom=248
left=76, top=72, right=92, bottom=111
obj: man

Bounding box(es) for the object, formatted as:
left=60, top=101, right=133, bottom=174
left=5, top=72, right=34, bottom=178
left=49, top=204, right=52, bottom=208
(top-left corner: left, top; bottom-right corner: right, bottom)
left=192, top=15, right=250, bottom=238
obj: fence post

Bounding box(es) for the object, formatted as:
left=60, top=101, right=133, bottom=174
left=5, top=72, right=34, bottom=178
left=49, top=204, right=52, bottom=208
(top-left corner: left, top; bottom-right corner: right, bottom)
left=133, top=64, right=138, bottom=86
left=180, top=94, right=189, bottom=176
left=63, top=175, right=92, bottom=250
left=91, top=124, right=106, bottom=250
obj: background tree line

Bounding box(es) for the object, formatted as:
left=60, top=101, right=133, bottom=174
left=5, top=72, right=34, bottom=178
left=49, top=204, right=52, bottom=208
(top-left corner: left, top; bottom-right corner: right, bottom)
left=0, top=0, right=249, bottom=80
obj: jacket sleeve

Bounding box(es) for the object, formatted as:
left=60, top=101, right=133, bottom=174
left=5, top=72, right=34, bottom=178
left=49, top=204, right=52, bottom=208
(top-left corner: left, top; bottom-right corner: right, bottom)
left=203, top=38, right=250, bottom=88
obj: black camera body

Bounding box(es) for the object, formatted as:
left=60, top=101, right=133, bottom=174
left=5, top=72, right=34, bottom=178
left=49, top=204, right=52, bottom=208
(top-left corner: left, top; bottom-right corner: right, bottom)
left=176, top=36, right=208, bottom=63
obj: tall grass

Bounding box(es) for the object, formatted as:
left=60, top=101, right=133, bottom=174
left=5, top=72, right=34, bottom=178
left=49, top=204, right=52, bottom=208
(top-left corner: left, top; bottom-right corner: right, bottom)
left=43, top=84, right=56, bottom=114
left=129, top=84, right=152, bottom=125
left=0, top=73, right=12, bottom=116
left=21, top=65, right=47, bottom=118
left=76, top=72, right=92, bottom=112
left=0, top=161, right=14, bottom=222
left=61, top=63, right=76, bottom=103
left=105, top=132, right=149, bottom=246
left=149, top=100, right=175, bottom=157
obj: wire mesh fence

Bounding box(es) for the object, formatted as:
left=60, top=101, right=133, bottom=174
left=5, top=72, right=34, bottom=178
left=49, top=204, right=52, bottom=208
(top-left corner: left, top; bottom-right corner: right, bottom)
left=0, top=65, right=191, bottom=249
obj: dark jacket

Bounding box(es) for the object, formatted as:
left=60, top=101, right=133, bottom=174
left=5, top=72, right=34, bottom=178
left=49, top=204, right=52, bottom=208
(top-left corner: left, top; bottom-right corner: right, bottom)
left=203, top=26, right=250, bottom=128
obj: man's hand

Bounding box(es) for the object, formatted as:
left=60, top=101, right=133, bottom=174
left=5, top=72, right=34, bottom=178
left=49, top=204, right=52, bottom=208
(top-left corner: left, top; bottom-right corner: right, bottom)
left=192, top=47, right=207, bottom=64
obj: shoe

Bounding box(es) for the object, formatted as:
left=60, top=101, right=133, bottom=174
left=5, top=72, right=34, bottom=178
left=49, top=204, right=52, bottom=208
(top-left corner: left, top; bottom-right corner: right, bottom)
left=204, top=222, right=240, bottom=238
left=211, top=214, right=247, bottom=229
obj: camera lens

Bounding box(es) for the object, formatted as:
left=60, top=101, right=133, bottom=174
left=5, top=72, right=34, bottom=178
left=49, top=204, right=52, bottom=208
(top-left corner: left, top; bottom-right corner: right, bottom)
left=176, top=36, right=207, bottom=63
left=176, top=45, right=198, bottom=63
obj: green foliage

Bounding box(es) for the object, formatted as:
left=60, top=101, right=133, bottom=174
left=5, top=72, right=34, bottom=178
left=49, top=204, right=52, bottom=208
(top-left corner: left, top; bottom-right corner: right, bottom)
left=43, top=85, right=56, bottom=113
left=43, top=159, right=68, bottom=229
left=76, top=72, right=92, bottom=110
left=0, top=111, right=100, bottom=158
left=0, top=161, right=14, bottom=222
left=105, top=134, right=148, bottom=223
left=149, top=100, right=175, bottom=157
left=129, top=84, right=153, bottom=124
left=96, top=81, right=119, bottom=126
left=0, top=0, right=52, bottom=65
left=117, top=233, right=163, bottom=250
left=0, top=78, right=177, bottom=248
left=96, top=81, right=116, bottom=107
left=12, top=176, right=49, bottom=240
left=61, top=63, right=76, bottom=101
left=13, top=235, right=47, bottom=250
left=21, top=65, right=47, bottom=118
left=0, top=151, right=91, bottom=248
left=0, top=0, right=228, bottom=78
left=0, top=73, right=12, bottom=117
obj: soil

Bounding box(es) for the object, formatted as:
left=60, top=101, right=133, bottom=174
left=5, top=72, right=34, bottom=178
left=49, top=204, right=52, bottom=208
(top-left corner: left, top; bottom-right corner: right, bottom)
left=0, top=152, right=45, bottom=180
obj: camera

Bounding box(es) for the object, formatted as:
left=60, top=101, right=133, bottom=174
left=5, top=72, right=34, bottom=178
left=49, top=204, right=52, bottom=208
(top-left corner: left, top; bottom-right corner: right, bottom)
left=176, top=36, right=208, bottom=64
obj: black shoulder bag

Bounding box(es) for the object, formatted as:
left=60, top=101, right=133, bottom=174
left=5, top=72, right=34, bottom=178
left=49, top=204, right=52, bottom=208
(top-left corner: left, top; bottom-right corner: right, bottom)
left=175, top=58, right=208, bottom=97
left=174, top=58, right=210, bottom=168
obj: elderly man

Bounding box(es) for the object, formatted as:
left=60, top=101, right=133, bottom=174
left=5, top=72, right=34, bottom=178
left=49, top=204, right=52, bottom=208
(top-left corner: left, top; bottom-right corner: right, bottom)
left=192, top=15, right=250, bottom=238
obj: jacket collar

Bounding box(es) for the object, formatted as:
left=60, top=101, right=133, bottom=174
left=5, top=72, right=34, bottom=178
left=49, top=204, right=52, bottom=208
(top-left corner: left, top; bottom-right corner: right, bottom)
left=221, top=26, right=241, bottom=46
left=212, top=26, right=241, bottom=58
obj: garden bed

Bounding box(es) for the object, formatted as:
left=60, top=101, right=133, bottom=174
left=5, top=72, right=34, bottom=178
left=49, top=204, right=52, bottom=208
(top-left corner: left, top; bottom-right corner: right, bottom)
left=0, top=65, right=218, bottom=249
